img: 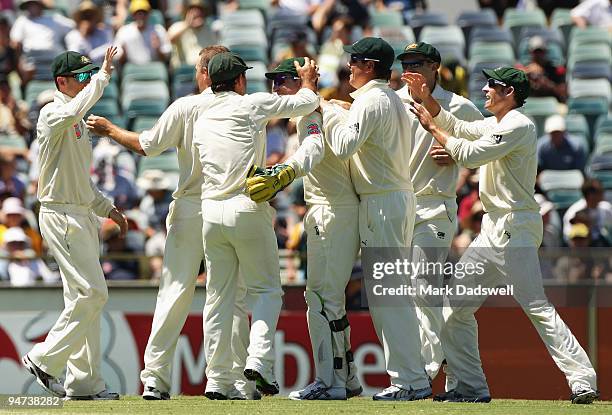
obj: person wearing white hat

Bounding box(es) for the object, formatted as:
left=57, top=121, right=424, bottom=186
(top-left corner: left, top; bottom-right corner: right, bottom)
left=537, top=115, right=586, bottom=172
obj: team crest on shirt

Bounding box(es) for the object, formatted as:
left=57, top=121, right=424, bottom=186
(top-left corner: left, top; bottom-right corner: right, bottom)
left=492, top=134, right=503, bottom=143
left=306, top=122, right=320, bottom=136
left=73, top=123, right=82, bottom=139
left=349, top=123, right=360, bottom=135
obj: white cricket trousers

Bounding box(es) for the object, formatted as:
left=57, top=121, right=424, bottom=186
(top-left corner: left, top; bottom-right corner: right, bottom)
left=202, top=196, right=283, bottom=393
left=141, top=197, right=253, bottom=395
left=360, top=191, right=430, bottom=390
left=411, top=197, right=456, bottom=382
left=29, top=203, right=108, bottom=396
left=443, top=211, right=597, bottom=397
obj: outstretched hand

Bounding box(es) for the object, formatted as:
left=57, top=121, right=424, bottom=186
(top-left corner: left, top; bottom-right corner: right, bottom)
left=102, top=46, right=118, bottom=76
left=409, top=100, right=435, bottom=132
left=402, top=72, right=430, bottom=103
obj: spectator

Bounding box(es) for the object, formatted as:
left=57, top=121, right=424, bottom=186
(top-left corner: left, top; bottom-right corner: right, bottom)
left=144, top=216, right=166, bottom=280
left=535, top=193, right=562, bottom=247
left=285, top=181, right=307, bottom=282
left=438, top=58, right=469, bottom=98
left=0, top=152, right=25, bottom=199
left=0, top=196, right=42, bottom=254
left=114, top=0, right=171, bottom=65
left=537, top=115, right=586, bottom=172
left=563, top=178, right=612, bottom=245
left=270, top=0, right=322, bottom=15
left=65, top=1, right=113, bottom=65
left=312, top=0, right=369, bottom=34
left=373, top=0, right=427, bottom=22
left=0, top=76, right=30, bottom=138
left=519, top=36, right=567, bottom=102
left=317, top=16, right=352, bottom=87
left=571, top=0, right=612, bottom=29
left=453, top=200, right=484, bottom=250
left=100, top=218, right=140, bottom=280
left=135, top=169, right=172, bottom=238
left=274, top=30, right=317, bottom=63
left=0, top=16, right=17, bottom=79
left=553, top=223, right=594, bottom=282
left=319, top=65, right=354, bottom=102
left=168, top=0, right=217, bottom=69
left=10, top=0, right=74, bottom=85
left=0, top=226, right=58, bottom=286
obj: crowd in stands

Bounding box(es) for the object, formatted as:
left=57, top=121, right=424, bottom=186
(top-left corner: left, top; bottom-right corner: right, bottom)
left=0, top=0, right=610, bottom=286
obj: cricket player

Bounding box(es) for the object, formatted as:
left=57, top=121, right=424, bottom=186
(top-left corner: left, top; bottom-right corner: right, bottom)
left=407, top=66, right=599, bottom=404
left=395, top=42, right=483, bottom=387
left=22, top=47, right=126, bottom=400
left=246, top=58, right=363, bottom=400
left=321, top=37, right=431, bottom=401
left=193, top=52, right=319, bottom=398
left=86, top=46, right=257, bottom=400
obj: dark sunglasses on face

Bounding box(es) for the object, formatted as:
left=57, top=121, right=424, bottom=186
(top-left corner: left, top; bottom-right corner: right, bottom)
left=70, top=69, right=98, bottom=83
left=401, top=60, right=432, bottom=70
left=349, top=55, right=380, bottom=64
left=487, top=78, right=507, bottom=88
left=272, top=74, right=300, bottom=87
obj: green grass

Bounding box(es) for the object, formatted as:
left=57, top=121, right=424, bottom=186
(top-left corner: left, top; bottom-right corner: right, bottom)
left=2, top=396, right=612, bottom=415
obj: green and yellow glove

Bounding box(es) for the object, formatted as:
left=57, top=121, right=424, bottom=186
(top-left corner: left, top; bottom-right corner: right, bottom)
left=246, top=164, right=296, bottom=203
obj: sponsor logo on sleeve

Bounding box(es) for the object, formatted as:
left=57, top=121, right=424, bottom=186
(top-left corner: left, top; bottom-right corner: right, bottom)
left=306, top=122, right=321, bottom=136
left=492, top=134, right=503, bottom=144
left=349, top=123, right=360, bottom=135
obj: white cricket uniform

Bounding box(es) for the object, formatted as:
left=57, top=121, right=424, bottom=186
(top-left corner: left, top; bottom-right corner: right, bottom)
left=397, top=85, right=483, bottom=383
left=30, top=70, right=115, bottom=396
left=289, top=107, right=361, bottom=390
left=136, top=88, right=254, bottom=397
left=323, top=79, right=430, bottom=390
left=193, top=88, right=319, bottom=393
left=434, top=108, right=597, bottom=397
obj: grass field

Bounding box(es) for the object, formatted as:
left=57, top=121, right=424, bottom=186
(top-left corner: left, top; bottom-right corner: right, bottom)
left=2, top=396, right=612, bottom=415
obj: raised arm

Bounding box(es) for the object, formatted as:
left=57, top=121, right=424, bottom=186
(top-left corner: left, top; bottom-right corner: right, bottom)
left=285, top=112, right=325, bottom=177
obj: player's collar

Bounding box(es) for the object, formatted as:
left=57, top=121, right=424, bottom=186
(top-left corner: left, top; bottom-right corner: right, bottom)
left=350, top=79, right=388, bottom=99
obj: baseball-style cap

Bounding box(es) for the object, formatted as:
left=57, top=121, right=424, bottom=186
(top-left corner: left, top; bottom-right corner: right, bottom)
left=545, top=114, right=566, bottom=134
left=569, top=223, right=590, bottom=239
left=208, top=52, right=252, bottom=83
left=482, top=66, right=530, bottom=103
left=18, top=0, right=45, bottom=10
left=52, top=51, right=99, bottom=78
left=528, top=36, right=547, bottom=52
left=129, top=0, right=152, bottom=14
left=265, top=57, right=305, bottom=79
left=343, top=37, right=395, bottom=69
left=396, top=42, right=441, bottom=63
left=3, top=227, right=29, bottom=244
left=2, top=197, right=25, bottom=216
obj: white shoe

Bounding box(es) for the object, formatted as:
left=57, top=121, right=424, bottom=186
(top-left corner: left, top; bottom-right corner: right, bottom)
left=289, top=380, right=347, bottom=400
left=373, top=385, right=432, bottom=401
left=142, top=386, right=170, bottom=400
left=22, top=354, right=66, bottom=398
left=65, top=390, right=120, bottom=400
left=346, top=373, right=363, bottom=398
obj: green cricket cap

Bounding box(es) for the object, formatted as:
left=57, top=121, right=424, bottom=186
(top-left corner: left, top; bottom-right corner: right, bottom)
left=482, top=66, right=530, bottom=103
left=208, top=52, right=252, bottom=83
left=343, top=37, right=395, bottom=69
left=396, top=41, right=441, bottom=63
left=51, top=51, right=99, bottom=77
left=265, top=57, right=305, bottom=79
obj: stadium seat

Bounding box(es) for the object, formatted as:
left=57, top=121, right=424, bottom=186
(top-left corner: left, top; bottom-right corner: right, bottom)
left=0, top=134, right=27, bottom=150
left=266, top=12, right=308, bottom=40
left=124, top=101, right=168, bottom=120
left=222, top=27, right=269, bottom=49
left=502, top=7, right=547, bottom=46
left=138, top=151, right=179, bottom=176
left=468, top=42, right=515, bottom=69
left=101, top=82, right=119, bottom=102
left=247, top=80, right=268, bottom=94
left=568, top=78, right=611, bottom=102
left=567, top=44, right=612, bottom=71
left=408, top=11, right=448, bottom=39
left=24, top=80, right=55, bottom=107
left=419, top=25, right=466, bottom=56
left=132, top=116, right=158, bottom=133
left=121, top=62, right=169, bottom=86
left=593, top=133, right=612, bottom=155
left=570, top=62, right=612, bottom=81
left=550, top=8, right=574, bottom=46
left=587, top=154, right=612, bottom=188
left=517, top=38, right=564, bottom=67
left=519, top=26, right=565, bottom=51
left=122, top=81, right=169, bottom=109
left=545, top=189, right=583, bottom=210
left=539, top=169, right=584, bottom=192
left=522, top=97, right=559, bottom=138
left=246, top=61, right=267, bottom=83
left=595, top=114, right=612, bottom=136
left=90, top=100, right=120, bottom=118
left=370, top=8, right=404, bottom=28
left=456, top=8, right=497, bottom=41
left=221, top=9, right=265, bottom=29
left=567, top=97, right=609, bottom=138
left=230, top=45, right=268, bottom=64
left=566, top=113, right=590, bottom=137
left=372, top=26, right=416, bottom=53
left=469, top=25, right=514, bottom=46
left=569, top=26, right=611, bottom=53
left=238, top=0, right=271, bottom=14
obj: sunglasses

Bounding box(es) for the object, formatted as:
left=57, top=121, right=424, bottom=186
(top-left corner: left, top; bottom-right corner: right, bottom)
left=487, top=78, right=507, bottom=88
left=349, top=55, right=380, bottom=64
left=70, top=69, right=98, bottom=83
left=272, top=74, right=300, bottom=87
left=401, top=60, right=432, bottom=70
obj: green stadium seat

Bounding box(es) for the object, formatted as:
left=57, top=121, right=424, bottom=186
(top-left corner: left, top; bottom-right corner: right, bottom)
left=569, top=26, right=611, bottom=53
left=502, top=8, right=546, bottom=46
left=24, top=81, right=55, bottom=107
left=539, top=169, right=584, bottom=192
left=518, top=39, right=564, bottom=66
left=569, top=78, right=611, bottom=103
left=102, top=82, right=119, bottom=102
left=522, top=97, right=559, bottom=138
left=0, top=134, right=27, bottom=149
left=222, top=27, right=268, bottom=49
left=550, top=8, right=574, bottom=46
left=221, top=9, right=265, bottom=29
left=593, top=133, right=612, bottom=155
left=456, top=9, right=497, bottom=41
left=568, top=97, right=609, bottom=138
left=138, top=151, right=179, bottom=176
left=408, top=12, right=448, bottom=39
left=132, top=116, right=158, bottom=133
left=121, top=62, right=169, bottom=87
left=370, top=9, right=404, bottom=28
left=594, top=115, right=612, bottom=136
left=229, top=45, right=268, bottom=64
left=238, top=0, right=271, bottom=13
left=567, top=44, right=611, bottom=71
left=546, top=189, right=583, bottom=210
left=90, top=100, right=120, bottom=118
left=122, top=81, right=169, bottom=112
left=419, top=25, right=466, bottom=55
left=125, top=101, right=168, bottom=120
left=566, top=113, right=590, bottom=139
left=247, top=80, right=268, bottom=94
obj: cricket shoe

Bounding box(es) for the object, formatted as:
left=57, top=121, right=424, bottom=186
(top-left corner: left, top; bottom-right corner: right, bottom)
left=433, top=389, right=491, bottom=403
left=243, top=368, right=279, bottom=395
left=289, top=380, right=346, bottom=400
left=204, top=390, right=228, bottom=400
left=21, top=354, right=66, bottom=398
left=571, top=389, right=599, bottom=404
left=65, top=390, right=120, bottom=400
left=142, top=386, right=170, bottom=400
left=372, top=385, right=432, bottom=401
left=346, top=373, right=363, bottom=398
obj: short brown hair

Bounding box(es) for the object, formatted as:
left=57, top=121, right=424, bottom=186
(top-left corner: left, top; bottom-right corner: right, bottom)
left=198, top=45, right=230, bottom=72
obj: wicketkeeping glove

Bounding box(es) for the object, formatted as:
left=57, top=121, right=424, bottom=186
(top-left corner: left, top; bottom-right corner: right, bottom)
left=246, top=163, right=296, bottom=203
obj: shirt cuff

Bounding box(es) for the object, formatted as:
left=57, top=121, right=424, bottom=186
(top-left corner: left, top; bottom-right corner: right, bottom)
left=434, top=108, right=453, bottom=131
left=444, top=135, right=461, bottom=155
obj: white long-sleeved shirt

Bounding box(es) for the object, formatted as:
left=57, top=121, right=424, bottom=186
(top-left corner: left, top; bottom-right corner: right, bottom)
left=285, top=111, right=325, bottom=178
left=397, top=85, right=483, bottom=199
left=139, top=88, right=214, bottom=201
left=37, top=70, right=115, bottom=217
left=289, top=106, right=359, bottom=206
left=322, top=79, right=414, bottom=195
left=194, top=88, right=319, bottom=200
left=435, top=108, right=540, bottom=214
